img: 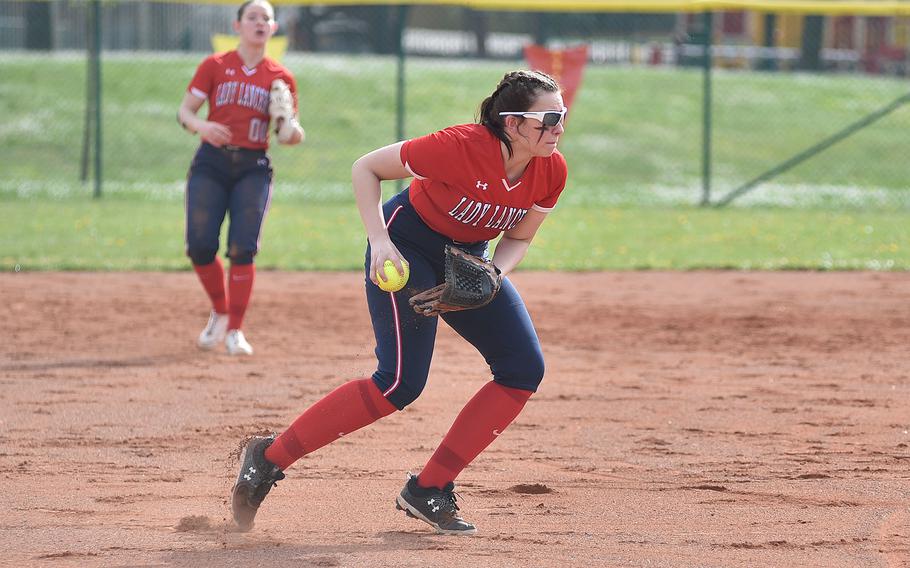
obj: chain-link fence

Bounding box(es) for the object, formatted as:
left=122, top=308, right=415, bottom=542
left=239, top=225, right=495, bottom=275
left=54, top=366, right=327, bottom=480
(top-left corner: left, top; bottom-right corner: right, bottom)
left=1, top=1, right=908, bottom=208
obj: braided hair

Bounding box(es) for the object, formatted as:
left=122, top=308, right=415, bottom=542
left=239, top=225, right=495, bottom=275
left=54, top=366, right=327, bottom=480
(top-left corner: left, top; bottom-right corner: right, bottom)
left=478, top=70, right=561, bottom=158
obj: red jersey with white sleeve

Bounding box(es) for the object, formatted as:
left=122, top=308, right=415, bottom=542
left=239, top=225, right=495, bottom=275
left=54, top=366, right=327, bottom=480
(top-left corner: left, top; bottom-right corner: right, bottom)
left=187, top=50, right=297, bottom=150
left=400, top=123, right=568, bottom=243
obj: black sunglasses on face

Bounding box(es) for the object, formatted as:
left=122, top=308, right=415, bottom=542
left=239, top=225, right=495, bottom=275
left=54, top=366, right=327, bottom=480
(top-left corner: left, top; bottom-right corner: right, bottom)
left=498, top=109, right=567, bottom=127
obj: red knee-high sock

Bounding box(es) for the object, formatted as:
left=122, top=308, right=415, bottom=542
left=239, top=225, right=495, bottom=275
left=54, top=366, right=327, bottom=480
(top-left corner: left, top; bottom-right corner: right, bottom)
left=193, top=258, right=228, bottom=314
left=228, top=263, right=255, bottom=330
left=418, top=382, right=533, bottom=490
left=265, top=378, right=397, bottom=470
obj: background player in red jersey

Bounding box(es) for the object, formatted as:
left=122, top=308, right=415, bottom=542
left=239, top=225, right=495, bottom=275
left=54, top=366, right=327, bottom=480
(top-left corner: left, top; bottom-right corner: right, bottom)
left=231, top=70, right=567, bottom=534
left=177, top=0, right=303, bottom=356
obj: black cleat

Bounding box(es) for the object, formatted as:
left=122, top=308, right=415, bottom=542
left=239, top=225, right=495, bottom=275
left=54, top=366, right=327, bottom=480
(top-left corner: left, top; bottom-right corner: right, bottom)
left=231, top=435, right=285, bottom=532
left=395, top=473, right=476, bottom=535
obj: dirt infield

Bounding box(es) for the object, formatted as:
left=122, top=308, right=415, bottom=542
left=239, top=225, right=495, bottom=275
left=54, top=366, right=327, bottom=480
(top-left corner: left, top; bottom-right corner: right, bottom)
left=2, top=271, right=909, bottom=567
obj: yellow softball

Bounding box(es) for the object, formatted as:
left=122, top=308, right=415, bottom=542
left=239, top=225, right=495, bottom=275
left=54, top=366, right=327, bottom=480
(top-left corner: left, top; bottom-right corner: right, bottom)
left=376, top=259, right=409, bottom=292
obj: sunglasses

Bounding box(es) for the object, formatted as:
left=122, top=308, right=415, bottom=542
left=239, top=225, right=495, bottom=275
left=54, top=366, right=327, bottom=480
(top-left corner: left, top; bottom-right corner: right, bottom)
left=498, top=109, right=567, bottom=127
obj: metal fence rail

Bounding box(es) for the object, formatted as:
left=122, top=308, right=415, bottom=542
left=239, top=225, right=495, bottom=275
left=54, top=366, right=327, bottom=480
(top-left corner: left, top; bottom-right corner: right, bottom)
left=1, top=1, right=908, bottom=208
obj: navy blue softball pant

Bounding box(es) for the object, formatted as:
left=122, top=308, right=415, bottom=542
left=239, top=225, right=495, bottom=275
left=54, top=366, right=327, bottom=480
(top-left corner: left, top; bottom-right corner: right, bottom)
left=185, top=143, right=273, bottom=266
left=366, top=189, right=545, bottom=410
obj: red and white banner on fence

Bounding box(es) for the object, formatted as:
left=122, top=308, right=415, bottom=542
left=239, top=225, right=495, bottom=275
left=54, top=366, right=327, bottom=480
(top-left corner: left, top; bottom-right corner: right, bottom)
left=523, top=44, right=589, bottom=110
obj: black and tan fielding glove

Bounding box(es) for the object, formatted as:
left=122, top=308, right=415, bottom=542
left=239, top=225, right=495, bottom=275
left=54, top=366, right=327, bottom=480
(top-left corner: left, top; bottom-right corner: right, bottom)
left=409, top=244, right=502, bottom=317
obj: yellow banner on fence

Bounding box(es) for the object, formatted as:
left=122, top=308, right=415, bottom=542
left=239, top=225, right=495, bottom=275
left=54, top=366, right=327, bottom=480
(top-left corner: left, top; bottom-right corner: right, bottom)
left=211, top=33, right=288, bottom=60
left=166, top=0, right=910, bottom=17
left=460, top=0, right=910, bottom=15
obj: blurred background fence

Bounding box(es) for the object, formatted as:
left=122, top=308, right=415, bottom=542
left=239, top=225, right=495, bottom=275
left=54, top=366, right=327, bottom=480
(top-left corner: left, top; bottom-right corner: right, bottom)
left=1, top=0, right=909, bottom=209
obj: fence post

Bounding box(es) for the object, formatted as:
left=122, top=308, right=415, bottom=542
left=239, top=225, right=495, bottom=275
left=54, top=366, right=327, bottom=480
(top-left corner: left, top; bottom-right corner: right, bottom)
left=700, top=11, right=713, bottom=206
left=80, top=1, right=94, bottom=185
left=758, top=13, right=777, bottom=71
left=395, top=5, right=408, bottom=143
left=80, top=0, right=103, bottom=197
left=395, top=5, right=408, bottom=191
left=92, top=0, right=102, bottom=198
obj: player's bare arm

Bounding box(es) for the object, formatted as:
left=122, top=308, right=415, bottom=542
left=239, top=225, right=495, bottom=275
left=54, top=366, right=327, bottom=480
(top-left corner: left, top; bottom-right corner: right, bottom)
left=177, top=91, right=231, bottom=147
left=352, top=141, right=411, bottom=283
left=492, top=209, right=548, bottom=275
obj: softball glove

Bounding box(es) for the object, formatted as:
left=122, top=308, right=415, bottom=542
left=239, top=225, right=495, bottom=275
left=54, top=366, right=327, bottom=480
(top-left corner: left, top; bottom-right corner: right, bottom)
left=409, top=245, right=502, bottom=317
left=269, top=79, right=298, bottom=143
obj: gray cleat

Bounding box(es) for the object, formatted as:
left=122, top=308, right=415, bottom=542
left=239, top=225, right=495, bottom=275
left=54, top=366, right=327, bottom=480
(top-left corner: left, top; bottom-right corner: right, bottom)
left=231, top=435, right=285, bottom=531
left=395, top=473, right=476, bottom=535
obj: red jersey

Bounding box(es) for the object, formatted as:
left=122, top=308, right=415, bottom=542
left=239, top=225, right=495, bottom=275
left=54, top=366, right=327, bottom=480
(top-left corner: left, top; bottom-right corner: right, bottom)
left=400, top=124, right=568, bottom=242
left=187, top=51, right=297, bottom=150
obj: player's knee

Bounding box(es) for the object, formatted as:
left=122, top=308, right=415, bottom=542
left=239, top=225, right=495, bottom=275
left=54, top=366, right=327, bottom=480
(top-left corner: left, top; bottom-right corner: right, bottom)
left=389, top=383, right=424, bottom=409
left=227, top=245, right=256, bottom=265
left=187, top=247, right=217, bottom=266
left=373, top=370, right=427, bottom=410
left=528, top=352, right=546, bottom=386
left=493, top=350, right=545, bottom=391
left=521, top=352, right=546, bottom=389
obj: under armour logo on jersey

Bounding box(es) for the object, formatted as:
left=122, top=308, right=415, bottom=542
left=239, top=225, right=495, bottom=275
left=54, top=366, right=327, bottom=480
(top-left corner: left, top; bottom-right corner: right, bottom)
left=257, top=158, right=268, bottom=166
left=225, top=68, right=236, bottom=76
left=476, top=180, right=488, bottom=191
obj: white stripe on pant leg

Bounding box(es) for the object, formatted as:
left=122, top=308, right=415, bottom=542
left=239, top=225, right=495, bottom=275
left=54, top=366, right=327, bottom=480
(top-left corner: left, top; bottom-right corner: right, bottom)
left=381, top=204, right=405, bottom=398
left=254, top=176, right=274, bottom=252
left=382, top=291, right=403, bottom=398
left=183, top=176, right=190, bottom=255
left=385, top=205, right=403, bottom=228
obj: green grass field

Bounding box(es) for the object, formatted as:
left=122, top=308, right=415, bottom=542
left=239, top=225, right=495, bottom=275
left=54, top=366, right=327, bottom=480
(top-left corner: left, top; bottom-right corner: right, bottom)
left=1, top=52, right=908, bottom=270
left=2, top=194, right=906, bottom=271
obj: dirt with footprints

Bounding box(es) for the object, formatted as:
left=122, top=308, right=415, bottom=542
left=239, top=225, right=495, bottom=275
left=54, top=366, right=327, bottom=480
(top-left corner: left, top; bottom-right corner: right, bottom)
left=2, top=271, right=909, bottom=567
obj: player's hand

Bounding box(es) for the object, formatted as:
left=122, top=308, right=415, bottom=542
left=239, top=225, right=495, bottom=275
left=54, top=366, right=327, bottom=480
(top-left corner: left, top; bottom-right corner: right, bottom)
left=276, top=117, right=304, bottom=145
left=199, top=121, right=232, bottom=147
left=368, top=234, right=406, bottom=287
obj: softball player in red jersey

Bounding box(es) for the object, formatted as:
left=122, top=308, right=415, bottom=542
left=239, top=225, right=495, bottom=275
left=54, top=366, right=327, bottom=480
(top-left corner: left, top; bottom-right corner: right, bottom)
left=177, top=0, right=303, bottom=356
left=231, top=70, right=568, bottom=534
